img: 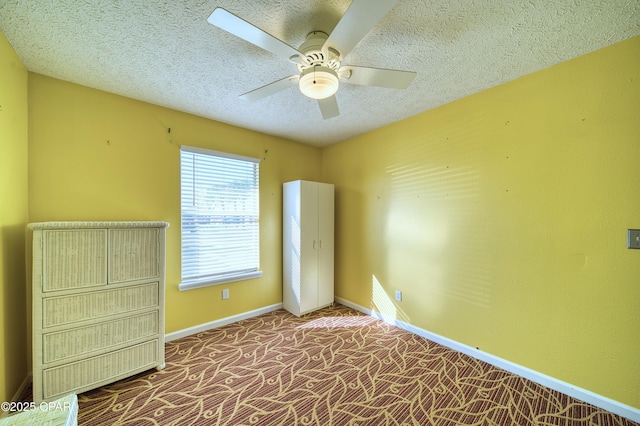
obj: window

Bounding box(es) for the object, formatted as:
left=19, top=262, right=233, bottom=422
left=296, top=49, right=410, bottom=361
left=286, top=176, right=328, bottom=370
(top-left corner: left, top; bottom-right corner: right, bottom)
left=179, top=146, right=262, bottom=291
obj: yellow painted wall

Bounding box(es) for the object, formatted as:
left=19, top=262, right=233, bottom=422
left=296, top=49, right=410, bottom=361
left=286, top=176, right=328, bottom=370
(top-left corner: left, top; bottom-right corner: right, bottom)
left=28, top=74, right=322, bottom=334
left=322, top=36, right=640, bottom=408
left=7, top=22, right=639, bottom=411
left=0, top=32, right=29, bottom=402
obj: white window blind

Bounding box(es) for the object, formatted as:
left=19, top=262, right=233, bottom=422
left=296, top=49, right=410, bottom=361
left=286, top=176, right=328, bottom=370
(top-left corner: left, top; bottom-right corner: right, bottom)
left=180, top=146, right=261, bottom=290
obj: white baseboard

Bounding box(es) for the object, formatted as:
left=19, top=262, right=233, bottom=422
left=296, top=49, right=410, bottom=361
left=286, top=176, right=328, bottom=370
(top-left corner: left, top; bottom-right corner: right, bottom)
left=165, top=303, right=283, bottom=342
left=0, top=374, right=33, bottom=419
left=334, top=297, right=640, bottom=424
left=11, top=374, right=31, bottom=402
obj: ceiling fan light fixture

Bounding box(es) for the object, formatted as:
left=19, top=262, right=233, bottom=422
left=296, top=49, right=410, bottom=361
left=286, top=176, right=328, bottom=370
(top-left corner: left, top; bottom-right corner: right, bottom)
left=299, top=66, right=339, bottom=100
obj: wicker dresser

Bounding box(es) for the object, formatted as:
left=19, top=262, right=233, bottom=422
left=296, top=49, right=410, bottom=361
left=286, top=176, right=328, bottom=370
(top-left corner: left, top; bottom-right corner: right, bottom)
left=28, top=221, right=169, bottom=403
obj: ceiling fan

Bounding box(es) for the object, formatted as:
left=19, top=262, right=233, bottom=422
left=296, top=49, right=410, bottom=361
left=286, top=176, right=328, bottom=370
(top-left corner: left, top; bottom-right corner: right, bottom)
left=207, top=0, right=416, bottom=119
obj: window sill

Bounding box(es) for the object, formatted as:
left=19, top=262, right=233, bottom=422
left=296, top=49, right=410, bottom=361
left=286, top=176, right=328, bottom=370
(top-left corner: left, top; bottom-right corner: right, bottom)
left=179, top=271, right=263, bottom=291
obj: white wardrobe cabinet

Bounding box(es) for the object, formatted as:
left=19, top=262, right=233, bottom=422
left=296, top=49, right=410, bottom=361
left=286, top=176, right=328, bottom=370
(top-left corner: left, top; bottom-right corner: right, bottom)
left=28, top=221, right=169, bottom=403
left=283, top=180, right=334, bottom=316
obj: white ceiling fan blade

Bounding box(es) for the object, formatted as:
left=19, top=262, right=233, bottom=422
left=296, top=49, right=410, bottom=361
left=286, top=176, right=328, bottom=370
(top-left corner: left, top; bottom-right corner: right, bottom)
left=207, top=8, right=303, bottom=62
left=341, top=66, right=416, bottom=89
left=323, top=0, right=399, bottom=59
left=239, top=76, right=300, bottom=102
left=318, top=96, right=340, bottom=120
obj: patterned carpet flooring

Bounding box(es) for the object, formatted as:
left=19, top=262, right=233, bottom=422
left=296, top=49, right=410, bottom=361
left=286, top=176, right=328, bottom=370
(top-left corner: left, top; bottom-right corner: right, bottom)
left=74, top=304, right=636, bottom=425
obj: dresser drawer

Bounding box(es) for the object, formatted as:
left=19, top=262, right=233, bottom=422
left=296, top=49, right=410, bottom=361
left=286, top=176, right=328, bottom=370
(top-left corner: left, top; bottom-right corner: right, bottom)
left=43, top=229, right=107, bottom=292
left=43, top=339, right=160, bottom=400
left=43, top=310, right=159, bottom=364
left=109, top=228, right=159, bottom=283
left=42, top=282, right=159, bottom=328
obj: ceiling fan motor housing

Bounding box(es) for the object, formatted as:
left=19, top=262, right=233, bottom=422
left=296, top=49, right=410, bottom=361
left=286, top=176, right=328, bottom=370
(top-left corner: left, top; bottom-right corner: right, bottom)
left=298, top=31, right=341, bottom=71
left=296, top=31, right=342, bottom=100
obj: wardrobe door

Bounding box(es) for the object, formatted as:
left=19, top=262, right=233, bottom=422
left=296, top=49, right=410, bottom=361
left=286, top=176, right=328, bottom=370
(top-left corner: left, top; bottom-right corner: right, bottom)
left=299, top=181, right=319, bottom=314
left=316, top=183, right=334, bottom=308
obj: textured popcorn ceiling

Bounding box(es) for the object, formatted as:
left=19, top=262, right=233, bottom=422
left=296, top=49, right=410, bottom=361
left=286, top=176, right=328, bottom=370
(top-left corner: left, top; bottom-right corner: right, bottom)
left=1, top=1, right=639, bottom=147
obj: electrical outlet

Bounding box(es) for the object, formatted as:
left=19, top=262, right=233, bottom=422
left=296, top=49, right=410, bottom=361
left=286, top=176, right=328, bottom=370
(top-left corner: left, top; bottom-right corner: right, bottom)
left=222, top=288, right=229, bottom=300
left=395, top=290, right=402, bottom=302
left=628, top=229, right=640, bottom=249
